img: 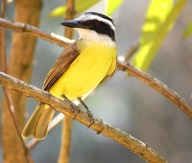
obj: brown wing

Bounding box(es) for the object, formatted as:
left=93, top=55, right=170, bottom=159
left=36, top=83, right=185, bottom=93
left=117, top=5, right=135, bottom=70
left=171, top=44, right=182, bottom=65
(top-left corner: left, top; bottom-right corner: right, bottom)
left=43, top=41, right=80, bottom=91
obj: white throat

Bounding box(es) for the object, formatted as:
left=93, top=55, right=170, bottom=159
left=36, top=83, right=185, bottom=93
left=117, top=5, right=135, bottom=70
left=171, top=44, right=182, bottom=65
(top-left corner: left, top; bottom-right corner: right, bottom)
left=77, top=28, right=116, bottom=47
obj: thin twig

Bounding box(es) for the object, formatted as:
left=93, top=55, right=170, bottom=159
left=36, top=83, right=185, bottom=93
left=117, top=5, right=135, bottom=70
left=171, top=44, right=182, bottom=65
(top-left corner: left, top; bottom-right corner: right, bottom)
left=0, top=72, right=168, bottom=163
left=124, top=40, right=139, bottom=62
left=117, top=62, right=192, bottom=120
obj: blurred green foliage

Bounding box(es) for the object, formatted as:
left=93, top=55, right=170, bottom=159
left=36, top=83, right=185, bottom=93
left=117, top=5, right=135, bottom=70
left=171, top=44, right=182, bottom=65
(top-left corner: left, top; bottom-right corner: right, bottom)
left=183, top=21, right=192, bottom=38
left=49, top=0, right=100, bottom=17
left=132, top=0, right=187, bottom=71
left=49, top=0, right=124, bottom=17
left=106, top=0, right=124, bottom=15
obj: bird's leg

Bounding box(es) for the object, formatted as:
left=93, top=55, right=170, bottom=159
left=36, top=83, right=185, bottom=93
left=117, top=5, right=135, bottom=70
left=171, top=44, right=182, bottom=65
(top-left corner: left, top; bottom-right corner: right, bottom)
left=77, top=97, right=94, bottom=127
left=61, top=95, right=80, bottom=119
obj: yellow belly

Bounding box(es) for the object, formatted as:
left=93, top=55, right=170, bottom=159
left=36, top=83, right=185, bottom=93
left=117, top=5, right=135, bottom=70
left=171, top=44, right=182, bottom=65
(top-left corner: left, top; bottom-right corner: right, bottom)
left=50, top=40, right=117, bottom=100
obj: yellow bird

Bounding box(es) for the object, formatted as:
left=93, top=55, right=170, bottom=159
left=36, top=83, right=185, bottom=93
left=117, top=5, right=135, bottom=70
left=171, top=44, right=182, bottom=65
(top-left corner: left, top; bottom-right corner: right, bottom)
left=22, top=12, right=117, bottom=140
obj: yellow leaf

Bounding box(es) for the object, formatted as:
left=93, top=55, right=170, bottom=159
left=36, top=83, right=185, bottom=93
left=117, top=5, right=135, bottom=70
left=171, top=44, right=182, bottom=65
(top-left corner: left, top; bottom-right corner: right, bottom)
left=106, top=0, right=124, bottom=15
left=132, top=0, right=174, bottom=71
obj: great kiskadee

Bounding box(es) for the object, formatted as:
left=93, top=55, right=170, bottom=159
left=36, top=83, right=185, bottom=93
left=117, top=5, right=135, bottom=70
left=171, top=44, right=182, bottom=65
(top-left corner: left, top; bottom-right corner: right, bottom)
left=22, top=12, right=117, bottom=140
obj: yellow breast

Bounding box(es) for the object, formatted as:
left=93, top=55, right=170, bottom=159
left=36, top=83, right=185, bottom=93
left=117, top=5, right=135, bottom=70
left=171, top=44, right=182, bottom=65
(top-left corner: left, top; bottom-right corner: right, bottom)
left=50, top=40, right=117, bottom=100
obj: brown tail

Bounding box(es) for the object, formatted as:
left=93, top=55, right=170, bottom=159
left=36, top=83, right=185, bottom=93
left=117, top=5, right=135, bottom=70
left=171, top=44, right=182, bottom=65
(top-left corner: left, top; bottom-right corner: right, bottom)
left=22, top=104, right=54, bottom=140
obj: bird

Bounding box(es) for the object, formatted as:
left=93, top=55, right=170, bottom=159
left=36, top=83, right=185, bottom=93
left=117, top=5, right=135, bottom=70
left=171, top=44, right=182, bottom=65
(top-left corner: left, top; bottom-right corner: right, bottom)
left=22, top=12, right=117, bottom=140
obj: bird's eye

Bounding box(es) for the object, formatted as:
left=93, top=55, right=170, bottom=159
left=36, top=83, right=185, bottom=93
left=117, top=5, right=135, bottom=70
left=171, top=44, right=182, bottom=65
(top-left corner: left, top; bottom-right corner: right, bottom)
left=92, top=19, right=99, bottom=25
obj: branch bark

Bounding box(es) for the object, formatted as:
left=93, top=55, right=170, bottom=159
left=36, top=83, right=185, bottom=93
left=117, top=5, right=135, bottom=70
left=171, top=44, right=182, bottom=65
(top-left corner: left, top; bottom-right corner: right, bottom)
left=0, top=72, right=168, bottom=163
left=0, top=18, right=71, bottom=47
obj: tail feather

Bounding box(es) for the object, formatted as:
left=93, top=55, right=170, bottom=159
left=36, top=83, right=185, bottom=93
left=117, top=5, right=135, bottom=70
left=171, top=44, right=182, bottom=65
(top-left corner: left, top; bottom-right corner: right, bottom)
left=22, top=104, right=54, bottom=140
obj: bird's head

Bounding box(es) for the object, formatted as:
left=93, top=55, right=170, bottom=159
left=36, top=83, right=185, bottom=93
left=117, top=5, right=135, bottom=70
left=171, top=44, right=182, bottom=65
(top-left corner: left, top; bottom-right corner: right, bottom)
left=61, top=12, right=116, bottom=45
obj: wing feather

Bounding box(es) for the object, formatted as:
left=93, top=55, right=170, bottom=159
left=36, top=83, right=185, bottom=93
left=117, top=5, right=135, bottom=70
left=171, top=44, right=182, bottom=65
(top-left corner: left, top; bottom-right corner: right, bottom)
left=43, top=41, right=80, bottom=91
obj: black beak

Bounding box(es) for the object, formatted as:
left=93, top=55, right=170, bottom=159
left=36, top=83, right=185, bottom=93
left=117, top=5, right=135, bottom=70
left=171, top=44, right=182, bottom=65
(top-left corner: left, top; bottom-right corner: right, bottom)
left=60, top=20, right=85, bottom=28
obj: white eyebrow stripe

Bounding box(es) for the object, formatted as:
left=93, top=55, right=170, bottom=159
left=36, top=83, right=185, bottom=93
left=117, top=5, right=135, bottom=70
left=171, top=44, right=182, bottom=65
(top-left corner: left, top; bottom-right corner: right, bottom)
left=76, top=14, right=115, bottom=32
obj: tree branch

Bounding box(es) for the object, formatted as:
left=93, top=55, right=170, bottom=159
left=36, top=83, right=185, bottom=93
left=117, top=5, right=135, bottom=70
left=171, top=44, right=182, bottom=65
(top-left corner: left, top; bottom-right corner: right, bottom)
left=0, top=71, right=168, bottom=163
left=0, top=18, right=72, bottom=48
left=27, top=92, right=94, bottom=150
left=117, top=62, right=192, bottom=120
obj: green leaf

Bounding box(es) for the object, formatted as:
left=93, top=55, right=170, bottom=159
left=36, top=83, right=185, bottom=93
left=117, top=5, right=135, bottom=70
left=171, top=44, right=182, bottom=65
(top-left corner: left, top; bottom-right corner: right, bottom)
left=49, top=0, right=100, bottom=17
left=183, top=21, right=192, bottom=38
left=132, top=0, right=187, bottom=71
left=49, top=6, right=66, bottom=17
left=106, top=0, right=124, bottom=15
left=76, top=0, right=100, bottom=13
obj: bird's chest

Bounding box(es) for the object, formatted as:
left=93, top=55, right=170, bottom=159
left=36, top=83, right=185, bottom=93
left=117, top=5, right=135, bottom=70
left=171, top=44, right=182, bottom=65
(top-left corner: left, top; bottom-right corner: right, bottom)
left=51, top=43, right=116, bottom=99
